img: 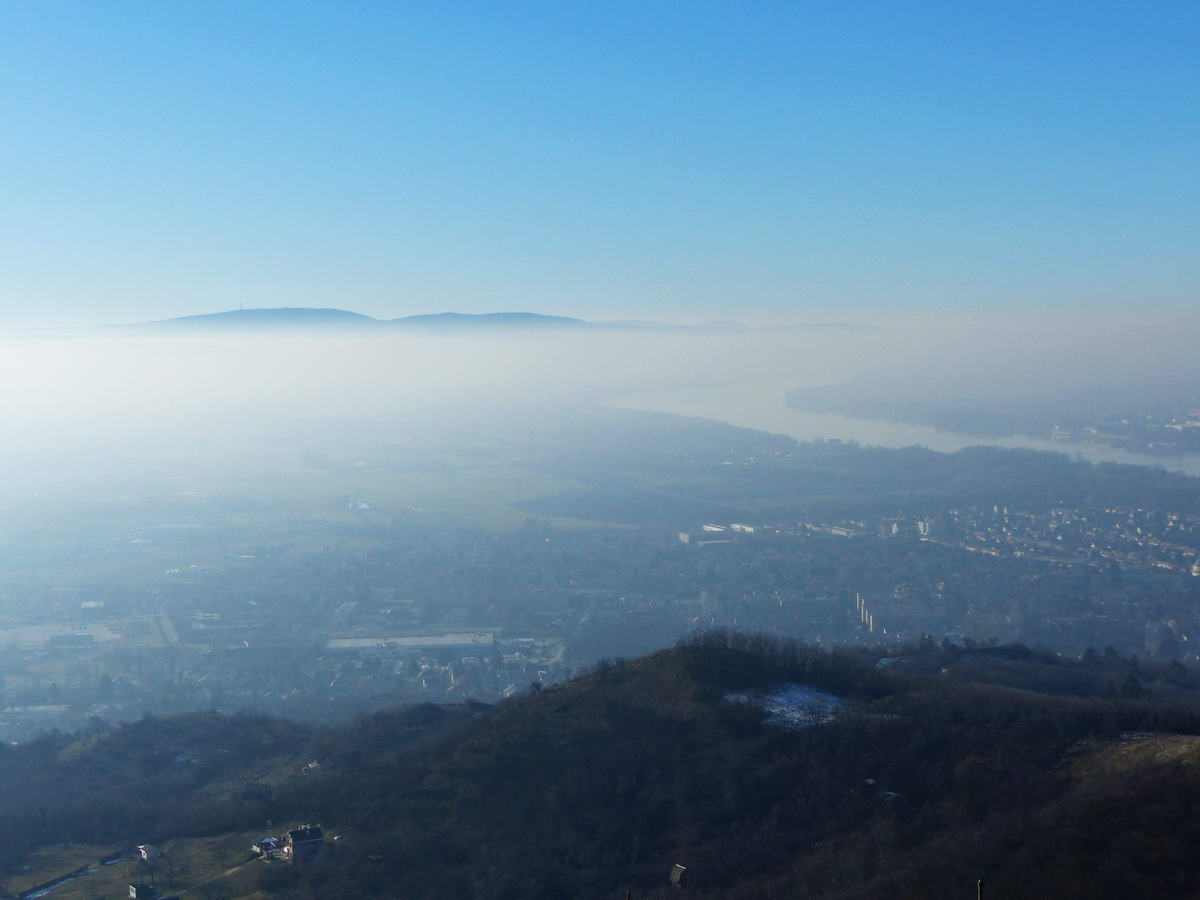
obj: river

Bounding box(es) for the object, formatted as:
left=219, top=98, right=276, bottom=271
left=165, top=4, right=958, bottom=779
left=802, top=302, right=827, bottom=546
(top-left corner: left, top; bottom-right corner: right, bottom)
left=613, top=379, right=1200, bottom=478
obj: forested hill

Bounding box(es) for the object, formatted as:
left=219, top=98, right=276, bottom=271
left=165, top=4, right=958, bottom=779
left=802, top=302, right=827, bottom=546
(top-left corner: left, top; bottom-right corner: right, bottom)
left=6, top=635, right=1200, bottom=898
left=120, top=308, right=589, bottom=332
left=256, top=635, right=1200, bottom=899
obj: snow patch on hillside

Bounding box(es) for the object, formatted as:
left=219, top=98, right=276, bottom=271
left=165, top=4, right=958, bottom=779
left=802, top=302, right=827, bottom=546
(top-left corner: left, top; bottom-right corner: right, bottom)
left=724, top=684, right=842, bottom=730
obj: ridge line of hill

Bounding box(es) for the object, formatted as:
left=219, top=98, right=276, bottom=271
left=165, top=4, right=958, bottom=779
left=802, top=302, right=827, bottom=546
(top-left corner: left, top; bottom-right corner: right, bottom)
left=94, top=308, right=874, bottom=333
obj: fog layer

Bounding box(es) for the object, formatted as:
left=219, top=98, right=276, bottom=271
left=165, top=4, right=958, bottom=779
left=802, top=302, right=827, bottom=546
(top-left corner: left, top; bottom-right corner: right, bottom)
left=1, top=308, right=1196, bottom=498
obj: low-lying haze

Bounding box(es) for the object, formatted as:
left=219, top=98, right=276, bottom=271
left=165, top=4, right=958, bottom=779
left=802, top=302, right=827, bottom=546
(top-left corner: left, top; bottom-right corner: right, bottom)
left=2, top=308, right=1196, bottom=490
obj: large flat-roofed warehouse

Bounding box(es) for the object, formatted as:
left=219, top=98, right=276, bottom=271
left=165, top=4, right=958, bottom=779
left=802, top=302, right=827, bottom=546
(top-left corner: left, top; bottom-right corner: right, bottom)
left=326, top=631, right=495, bottom=652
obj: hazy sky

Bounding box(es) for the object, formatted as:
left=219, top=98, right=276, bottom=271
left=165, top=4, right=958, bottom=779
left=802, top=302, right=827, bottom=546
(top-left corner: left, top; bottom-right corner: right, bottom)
left=1, top=1, right=1196, bottom=327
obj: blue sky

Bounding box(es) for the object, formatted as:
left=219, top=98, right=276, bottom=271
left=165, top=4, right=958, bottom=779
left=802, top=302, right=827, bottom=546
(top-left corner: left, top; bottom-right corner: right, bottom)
left=0, top=1, right=1196, bottom=326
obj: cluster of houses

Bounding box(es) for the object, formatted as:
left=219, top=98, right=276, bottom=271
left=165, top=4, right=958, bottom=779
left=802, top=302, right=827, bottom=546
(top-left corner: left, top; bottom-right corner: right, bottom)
left=252, top=824, right=326, bottom=864
left=114, top=827, right=327, bottom=900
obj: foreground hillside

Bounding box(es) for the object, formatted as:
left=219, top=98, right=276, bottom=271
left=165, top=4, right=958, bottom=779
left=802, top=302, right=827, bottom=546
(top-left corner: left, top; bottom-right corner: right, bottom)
left=250, top=636, right=1200, bottom=899
left=6, top=634, right=1200, bottom=898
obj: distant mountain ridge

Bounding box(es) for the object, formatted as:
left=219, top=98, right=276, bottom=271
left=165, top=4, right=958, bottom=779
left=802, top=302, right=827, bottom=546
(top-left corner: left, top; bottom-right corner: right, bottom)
left=390, top=311, right=586, bottom=330
left=131, top=307, right=588, bottom=332
left=107, top=307, right=869, bottom=335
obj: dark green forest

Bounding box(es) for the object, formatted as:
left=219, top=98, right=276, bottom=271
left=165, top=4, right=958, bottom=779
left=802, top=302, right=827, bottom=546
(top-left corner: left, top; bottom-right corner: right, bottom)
left=6, top=632, right=1200, bottom=898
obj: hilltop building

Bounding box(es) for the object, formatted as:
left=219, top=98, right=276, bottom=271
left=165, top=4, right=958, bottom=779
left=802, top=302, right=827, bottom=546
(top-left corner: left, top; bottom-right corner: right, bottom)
left=284, top=824, right=325, bottom=863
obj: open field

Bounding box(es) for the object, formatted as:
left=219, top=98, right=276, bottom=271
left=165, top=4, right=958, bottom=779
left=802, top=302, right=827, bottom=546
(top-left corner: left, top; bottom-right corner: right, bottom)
left=7, top=829, right=284, bottom=900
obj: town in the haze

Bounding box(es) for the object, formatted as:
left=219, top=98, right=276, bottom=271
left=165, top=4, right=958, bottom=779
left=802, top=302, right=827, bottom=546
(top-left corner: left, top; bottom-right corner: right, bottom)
left=3, top=422, right=1199, bottom=743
